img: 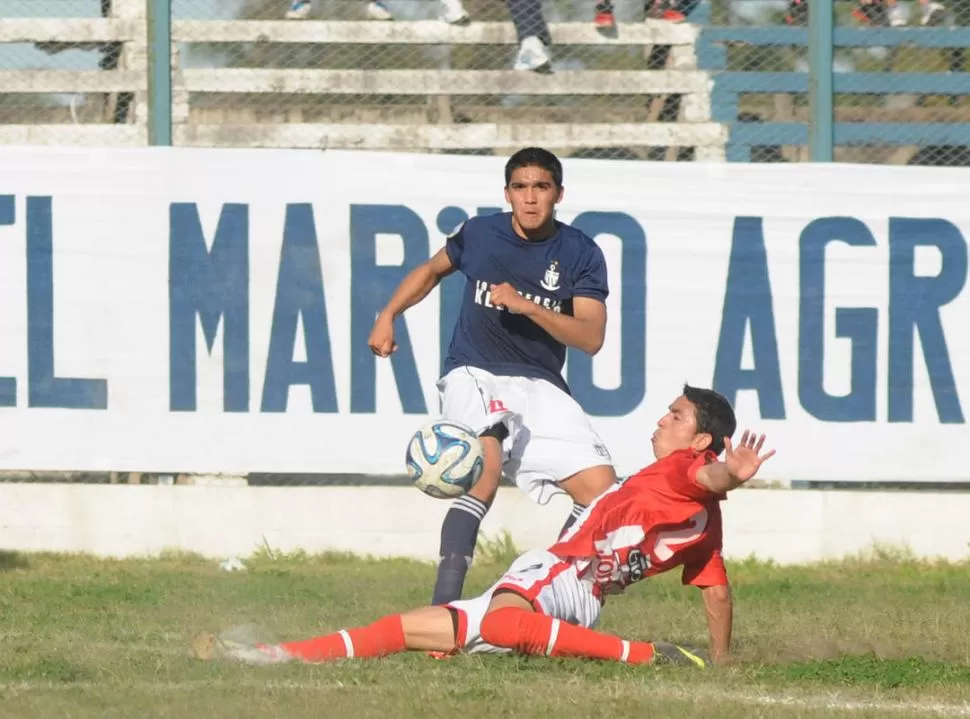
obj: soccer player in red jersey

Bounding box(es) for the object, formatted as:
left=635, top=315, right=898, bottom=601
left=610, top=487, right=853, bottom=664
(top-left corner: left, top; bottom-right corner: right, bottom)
left=194, top=385, right=775, bottom=668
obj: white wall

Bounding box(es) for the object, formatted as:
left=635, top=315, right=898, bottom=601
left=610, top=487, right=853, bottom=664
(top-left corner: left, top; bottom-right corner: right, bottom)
left=2, top=147, right=969, bottom=567
left=1, top=484, right=967, bottom=564
left=2, top=147, right=969, bottom=485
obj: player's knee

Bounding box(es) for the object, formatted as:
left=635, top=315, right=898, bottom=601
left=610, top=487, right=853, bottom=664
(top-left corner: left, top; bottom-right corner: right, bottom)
left=480, top=606, right=522, bottom=648
left=560, top=465, right=618, bottom=505
left=468, top=473, right=500, bottom=504
left=481, top=605, right=547, bottom=655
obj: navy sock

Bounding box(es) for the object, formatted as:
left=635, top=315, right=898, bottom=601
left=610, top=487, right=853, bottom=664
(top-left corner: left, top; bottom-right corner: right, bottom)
left=558, top=502, right=586, bottom=539
left=431, top=494, right=489, bottom=606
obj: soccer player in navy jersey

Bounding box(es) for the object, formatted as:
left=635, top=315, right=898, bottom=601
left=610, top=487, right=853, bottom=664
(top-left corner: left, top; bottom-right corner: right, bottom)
left=368, top=148, right=621, bottom=606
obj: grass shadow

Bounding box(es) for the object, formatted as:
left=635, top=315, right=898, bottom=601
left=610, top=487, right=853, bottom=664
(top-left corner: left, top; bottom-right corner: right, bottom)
left=0, top=550, right=29, bottom=571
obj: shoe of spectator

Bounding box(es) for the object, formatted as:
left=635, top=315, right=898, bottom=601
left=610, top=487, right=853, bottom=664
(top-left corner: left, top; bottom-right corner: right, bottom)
left=851, top=1, right=889, bottom=26
left=784, top=0, right=808, bottom=25
left=284, top=0, right=312, bottom=19
left=888, top=4, right=906, bottom=26
left=366, top=0, right=394, bottom=20
left=646, top=0, right=687, bottom=22
left=594, top=3, right=617, bottom=30
left=440, top=0, right=470, bottom=25
left=661, top=9, right=686, bottom=21
left=921, top=2, right=947, bottom=25
left=514, top=36, right=552, bottom=73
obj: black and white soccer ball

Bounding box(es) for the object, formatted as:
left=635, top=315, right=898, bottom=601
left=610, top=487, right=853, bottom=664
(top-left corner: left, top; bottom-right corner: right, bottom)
left=406, top=420, right=485, bottom=499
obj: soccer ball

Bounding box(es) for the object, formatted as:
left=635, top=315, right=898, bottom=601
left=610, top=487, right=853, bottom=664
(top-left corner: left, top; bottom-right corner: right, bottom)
left=406, top=420, right=485, bottom=499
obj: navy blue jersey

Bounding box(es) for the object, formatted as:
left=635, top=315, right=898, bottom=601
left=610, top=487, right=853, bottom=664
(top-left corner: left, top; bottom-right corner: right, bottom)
left=442, top=212, right=609, bottom=393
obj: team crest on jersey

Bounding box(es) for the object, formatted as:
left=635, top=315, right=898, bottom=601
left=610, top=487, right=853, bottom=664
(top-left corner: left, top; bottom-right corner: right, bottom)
left=540, top=260, right=561, bottom=291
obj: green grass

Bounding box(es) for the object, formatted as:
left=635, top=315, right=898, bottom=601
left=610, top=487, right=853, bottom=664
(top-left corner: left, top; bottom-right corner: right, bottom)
left=2, top=546, right=970, bottom=718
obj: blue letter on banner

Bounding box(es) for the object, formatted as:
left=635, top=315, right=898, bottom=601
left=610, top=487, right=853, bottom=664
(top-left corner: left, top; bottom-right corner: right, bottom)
left=26, top=197, right=108, bottom=409
left=798, top=217, right=878, bottom=422
left=435, top=206, right=468, bottom=376
left=713, top=217, right=785, bottom=419
left=169, top=203, right=249, bottom=412
left=889, top=218, right=966, bottom=424
left=350, top=205, right=428, bottom=414
left=568, top=212, right=646, bottom=416
left=0, top=195, right=16, bottom=407
left=261, top=204, right=338, bottom=413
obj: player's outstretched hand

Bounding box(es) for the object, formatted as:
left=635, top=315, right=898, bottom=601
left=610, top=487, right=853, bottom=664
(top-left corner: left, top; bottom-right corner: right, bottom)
left=489, top=283, right=530, bottom=315
left=368, top=315, right=398, bottom=357
left=723, top=430, right=775, bottom=485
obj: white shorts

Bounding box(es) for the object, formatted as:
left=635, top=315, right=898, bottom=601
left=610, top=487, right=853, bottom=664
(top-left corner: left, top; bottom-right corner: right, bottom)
left=447, top=549, right=602, bottom=655
left=436, top=366, right=613, bottom=504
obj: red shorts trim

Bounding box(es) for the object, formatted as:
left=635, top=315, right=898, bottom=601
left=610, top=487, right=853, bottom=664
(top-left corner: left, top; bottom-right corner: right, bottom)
left=494, top=560, right=573, bottom=612
left=446, top=605, right=470, bottom=650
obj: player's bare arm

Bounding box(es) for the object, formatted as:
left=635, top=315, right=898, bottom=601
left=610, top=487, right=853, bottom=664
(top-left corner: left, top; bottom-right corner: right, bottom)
left=700, top=583, right=733, bottom=664
left=695, top=430, right=776, bottom=494
left=488, top=284, right=607, bottom=355
left=368, top=247, right=456, bottom=357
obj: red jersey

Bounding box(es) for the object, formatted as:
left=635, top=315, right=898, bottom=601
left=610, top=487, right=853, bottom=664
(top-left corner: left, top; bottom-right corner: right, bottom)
left=548, top=448, right=728, bottom=598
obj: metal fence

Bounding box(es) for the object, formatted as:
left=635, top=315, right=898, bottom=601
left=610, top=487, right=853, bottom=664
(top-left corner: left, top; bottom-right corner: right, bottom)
left=1, top=0, right=969, bottom=165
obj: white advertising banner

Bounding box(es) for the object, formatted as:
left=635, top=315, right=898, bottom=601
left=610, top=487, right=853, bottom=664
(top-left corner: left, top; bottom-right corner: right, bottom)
left=0, top=146, right=967, bottom=482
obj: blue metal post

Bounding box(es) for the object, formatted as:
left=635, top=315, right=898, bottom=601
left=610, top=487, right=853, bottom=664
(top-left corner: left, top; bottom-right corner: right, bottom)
left=809, top=0, right=834, bottom=161
left=147, top=0, right=173, bottom=146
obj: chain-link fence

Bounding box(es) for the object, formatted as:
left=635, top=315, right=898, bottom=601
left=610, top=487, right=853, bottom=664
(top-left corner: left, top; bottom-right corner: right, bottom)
left=170, top=0, right=722, bottom=160
left=834, top=0, right=970, bottom=166
left=711, top=0, right=970, bottom=165
left=1, top=1, right=970, bottom=164
left=0, top=0, right=137, bottom=137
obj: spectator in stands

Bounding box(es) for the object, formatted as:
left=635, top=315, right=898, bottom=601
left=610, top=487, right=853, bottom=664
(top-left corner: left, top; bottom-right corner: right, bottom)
left=98, top=0, right=132, bottom=124
left=594, top=1, right=701, bottom=33
left=507, top=0, right=554, bottom=71
left=854, top=0, right=947, bottom=26
left=284, top=0, right=553, bottom=73
left=35, top=0, right=132, bottom=123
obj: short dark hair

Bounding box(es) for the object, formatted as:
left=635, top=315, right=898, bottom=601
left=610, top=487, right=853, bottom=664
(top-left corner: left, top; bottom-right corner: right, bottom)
left=683, top=384, right=737, bottom=456
left=504, top=147, right=563, bottom=188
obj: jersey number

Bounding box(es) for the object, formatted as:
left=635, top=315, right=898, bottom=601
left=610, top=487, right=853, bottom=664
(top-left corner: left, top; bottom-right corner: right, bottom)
left=653, top=509, right=709, bottom=562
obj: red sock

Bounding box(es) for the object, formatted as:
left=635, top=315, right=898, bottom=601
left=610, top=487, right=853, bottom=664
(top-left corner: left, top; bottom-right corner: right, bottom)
left=480, top=607, right=655, bottom=664
left=279, top=614, right=406, bottom=662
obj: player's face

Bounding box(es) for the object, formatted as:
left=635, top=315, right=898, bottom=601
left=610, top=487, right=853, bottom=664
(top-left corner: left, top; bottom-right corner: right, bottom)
left=505, top=166, right=563, bottom=238
left=651, top=395, right=712, bottom=459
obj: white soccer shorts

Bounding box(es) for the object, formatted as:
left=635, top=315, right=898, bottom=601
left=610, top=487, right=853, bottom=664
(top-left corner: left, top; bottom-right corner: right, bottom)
left=447, top=549, right=602, bottom=655
left=436, top=366, right=613, bottom=504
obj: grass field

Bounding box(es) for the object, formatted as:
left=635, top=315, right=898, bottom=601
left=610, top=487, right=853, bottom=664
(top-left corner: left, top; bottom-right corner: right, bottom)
left=3, top=540, right=970, bottom=719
